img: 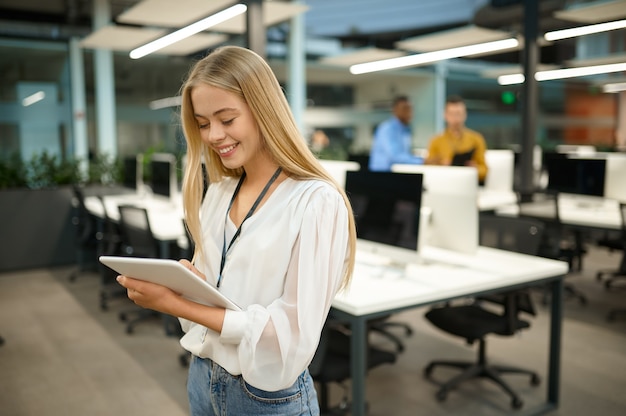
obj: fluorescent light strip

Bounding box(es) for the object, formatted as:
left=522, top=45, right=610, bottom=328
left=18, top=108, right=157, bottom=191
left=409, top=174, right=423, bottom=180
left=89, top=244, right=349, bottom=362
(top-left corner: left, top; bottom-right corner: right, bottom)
left=545, top=19, right=626, bottom=41
left=149, top=96, right=182, bottom=110
left=129, top=4, right=247, bottom=59
left=497, top=62, right=626, bottom=85
left=603, top=82, right=626, bottom=93
left=349, top=38, right=519, bottom=75
left=22, top=91, right=46, bottom=107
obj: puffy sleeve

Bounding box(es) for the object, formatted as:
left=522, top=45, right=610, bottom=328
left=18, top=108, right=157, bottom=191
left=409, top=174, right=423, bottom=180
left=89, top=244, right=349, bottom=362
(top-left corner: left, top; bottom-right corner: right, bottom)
left=219, top=185, right=350, bottom=391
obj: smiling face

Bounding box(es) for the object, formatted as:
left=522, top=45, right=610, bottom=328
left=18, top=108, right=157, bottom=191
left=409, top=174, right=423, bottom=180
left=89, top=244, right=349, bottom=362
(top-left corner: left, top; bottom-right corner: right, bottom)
left=444, top=101, right=467, bottom=132
left=191, top=83, right=267, bottom=172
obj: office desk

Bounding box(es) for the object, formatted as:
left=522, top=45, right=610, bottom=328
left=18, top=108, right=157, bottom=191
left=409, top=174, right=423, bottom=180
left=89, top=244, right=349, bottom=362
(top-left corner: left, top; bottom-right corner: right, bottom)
left=496, top=194, right=621, bottom=231
left=84, top=193, right=185, bottom=258
left=332, top=243, right=568, bottom=416
left=478, top=189, right=517, bottom=212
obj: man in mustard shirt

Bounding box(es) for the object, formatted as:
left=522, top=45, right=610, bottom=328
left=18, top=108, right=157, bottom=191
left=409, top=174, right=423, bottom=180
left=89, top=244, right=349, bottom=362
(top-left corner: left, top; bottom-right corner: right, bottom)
left=426, top=95, right=488, bottom=184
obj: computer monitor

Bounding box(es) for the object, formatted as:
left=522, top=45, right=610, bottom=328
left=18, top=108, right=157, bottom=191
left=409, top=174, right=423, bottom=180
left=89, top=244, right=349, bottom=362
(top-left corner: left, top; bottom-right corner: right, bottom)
left=544, top=153, right=606, bottom=197
left=392, top=164, right=479, bottom=254
left=150, top=153, right=178, bottom=200
left=604, top=153, right=626, bottom=202
left=484, top=149, right=515, bottom=192
left=345, top=170, right=423, bottom=257
left=122, top=154, right=143, bottom=192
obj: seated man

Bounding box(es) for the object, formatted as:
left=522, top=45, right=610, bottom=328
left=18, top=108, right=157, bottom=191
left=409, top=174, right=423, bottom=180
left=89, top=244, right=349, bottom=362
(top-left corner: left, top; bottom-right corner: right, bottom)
left=369, top=95, right=423, bottom=171
left=426, top=95, right=488, bottom=184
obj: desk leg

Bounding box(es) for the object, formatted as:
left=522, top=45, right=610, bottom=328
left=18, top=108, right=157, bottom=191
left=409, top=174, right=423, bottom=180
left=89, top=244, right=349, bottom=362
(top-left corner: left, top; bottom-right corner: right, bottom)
left=160, top=240, right=170, bottom=259
left=350, top=316, right=367, bottom=416
left=548, top=276, right=563, bottom=407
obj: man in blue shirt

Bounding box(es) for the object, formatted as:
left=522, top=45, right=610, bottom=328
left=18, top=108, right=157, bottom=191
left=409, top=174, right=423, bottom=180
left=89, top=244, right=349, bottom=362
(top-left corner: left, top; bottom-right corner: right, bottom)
left=369, top=95, right=423, bottom=171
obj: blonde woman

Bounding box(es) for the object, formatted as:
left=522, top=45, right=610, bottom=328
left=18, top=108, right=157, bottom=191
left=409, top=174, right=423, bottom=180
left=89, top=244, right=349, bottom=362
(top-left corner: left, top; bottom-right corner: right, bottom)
left=117, top=45, right=356, bottom=415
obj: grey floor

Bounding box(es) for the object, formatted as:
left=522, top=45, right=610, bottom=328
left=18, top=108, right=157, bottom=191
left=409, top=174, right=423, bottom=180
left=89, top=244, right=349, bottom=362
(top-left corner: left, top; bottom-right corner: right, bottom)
left=1, top=245, right=625, bottom=416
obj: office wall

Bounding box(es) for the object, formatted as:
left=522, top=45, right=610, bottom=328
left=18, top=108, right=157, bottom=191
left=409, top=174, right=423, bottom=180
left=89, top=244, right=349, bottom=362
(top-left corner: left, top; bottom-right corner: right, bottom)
left=564, top=86, right=617, bottom=147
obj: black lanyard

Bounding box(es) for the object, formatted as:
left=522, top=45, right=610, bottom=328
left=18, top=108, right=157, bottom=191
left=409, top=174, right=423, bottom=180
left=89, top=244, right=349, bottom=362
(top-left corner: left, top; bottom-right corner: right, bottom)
left=217, top=167, right=282, bottom=288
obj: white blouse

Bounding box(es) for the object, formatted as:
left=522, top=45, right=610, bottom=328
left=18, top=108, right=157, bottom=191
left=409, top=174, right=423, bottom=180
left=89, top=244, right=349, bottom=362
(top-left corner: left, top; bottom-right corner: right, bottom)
left=179, top=176, right=350, bottom=391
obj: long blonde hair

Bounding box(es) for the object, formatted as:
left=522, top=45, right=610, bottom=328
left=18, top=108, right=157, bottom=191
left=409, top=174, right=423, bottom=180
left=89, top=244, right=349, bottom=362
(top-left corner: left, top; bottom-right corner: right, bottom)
left=179, top=45, right=356, bottom=289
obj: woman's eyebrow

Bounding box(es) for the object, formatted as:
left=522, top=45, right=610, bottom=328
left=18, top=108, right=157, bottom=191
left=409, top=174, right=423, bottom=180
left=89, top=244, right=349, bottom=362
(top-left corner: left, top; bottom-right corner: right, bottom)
left=213, top=107, right=238, bottom=116
left=194, top=107, right=239, bottom=119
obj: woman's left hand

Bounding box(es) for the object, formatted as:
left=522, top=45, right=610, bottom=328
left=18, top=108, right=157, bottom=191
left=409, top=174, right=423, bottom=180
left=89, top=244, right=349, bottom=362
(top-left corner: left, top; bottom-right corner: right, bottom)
left=116, top=275, right=180, bottom=314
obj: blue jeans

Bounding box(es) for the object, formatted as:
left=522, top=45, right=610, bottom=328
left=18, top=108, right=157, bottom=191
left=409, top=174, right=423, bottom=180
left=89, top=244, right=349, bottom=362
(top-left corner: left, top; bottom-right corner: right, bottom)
left=187, top=355, right=320, bottom=416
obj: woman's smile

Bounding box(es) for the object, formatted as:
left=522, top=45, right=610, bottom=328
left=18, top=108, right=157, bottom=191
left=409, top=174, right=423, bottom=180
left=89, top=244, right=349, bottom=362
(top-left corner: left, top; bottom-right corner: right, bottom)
left=217, top=143, right=239, bottom=157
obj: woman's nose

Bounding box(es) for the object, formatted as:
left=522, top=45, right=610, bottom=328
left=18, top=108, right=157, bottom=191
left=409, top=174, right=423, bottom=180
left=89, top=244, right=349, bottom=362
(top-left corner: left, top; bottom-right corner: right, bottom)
left=206, top=124, right=225, bottom=143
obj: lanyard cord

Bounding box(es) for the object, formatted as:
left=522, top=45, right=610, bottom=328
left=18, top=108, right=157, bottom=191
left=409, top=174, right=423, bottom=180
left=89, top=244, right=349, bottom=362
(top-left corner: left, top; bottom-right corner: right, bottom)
left=217, top=167, right=282, bottom=288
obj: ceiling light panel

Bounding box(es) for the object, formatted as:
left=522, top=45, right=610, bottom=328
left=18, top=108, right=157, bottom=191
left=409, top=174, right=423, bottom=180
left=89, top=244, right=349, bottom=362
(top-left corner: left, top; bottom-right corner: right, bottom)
left=80, top=25, right=227, bottom=55
left=565, top=52, right=626, bottom=67
left=80, top=25, right=167, bottom=51
left=156, top=33, right=229, bottom=55
left=554, top=0, right=626, bottom=23
left=209, top=2, right=309, bottom=34
left=321, top=47, right=406, bottom=67
left=117, top=0, right=235, bottom=28
left=395, top=25, right=513, bottom=52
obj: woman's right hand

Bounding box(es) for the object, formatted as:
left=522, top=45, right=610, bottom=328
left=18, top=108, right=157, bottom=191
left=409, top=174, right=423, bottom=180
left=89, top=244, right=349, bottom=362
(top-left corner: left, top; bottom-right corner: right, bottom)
left=180, top=259, right=207, bottom=281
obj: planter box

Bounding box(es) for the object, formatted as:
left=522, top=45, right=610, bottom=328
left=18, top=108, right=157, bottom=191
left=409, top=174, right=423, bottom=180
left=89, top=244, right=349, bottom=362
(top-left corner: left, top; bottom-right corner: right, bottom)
left=0, top=187, right=78, bottom=272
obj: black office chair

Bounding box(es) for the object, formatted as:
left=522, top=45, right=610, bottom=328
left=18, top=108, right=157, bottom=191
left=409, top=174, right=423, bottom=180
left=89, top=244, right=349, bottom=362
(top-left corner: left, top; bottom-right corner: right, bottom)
left=518, top=191, right=587, bottom=305
left=68, top=185, right=99, bottom=282
left=599, top=203, right=626, bottom=322
left=95, top=195, right=127, bottom=311
left=423, top=215, right=545, bottom=409
left=116, top=204, right=163, bottom=334
left=352, top=196, right=415, bottom=353
left=596, top=203, right=626, bottom=290
left=309, top=316, right=397, bottom=414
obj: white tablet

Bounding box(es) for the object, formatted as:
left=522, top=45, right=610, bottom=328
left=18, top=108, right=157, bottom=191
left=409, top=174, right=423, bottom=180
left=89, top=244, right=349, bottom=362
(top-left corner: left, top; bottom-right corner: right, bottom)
left=99, top=256, right=240, bottom=311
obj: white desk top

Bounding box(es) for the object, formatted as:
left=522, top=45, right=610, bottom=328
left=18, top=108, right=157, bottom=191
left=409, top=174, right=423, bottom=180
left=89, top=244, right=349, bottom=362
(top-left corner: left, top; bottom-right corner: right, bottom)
left=84, top=193, right=185, bottom=241
left=477, top=189, right=517, bottom=211
left=333, top=244, right=568, bottom=316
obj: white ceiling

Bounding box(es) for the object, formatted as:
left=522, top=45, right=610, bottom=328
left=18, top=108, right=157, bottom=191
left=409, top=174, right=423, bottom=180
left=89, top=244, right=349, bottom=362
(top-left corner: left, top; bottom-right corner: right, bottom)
left=320, top=47, right=406, bottom=67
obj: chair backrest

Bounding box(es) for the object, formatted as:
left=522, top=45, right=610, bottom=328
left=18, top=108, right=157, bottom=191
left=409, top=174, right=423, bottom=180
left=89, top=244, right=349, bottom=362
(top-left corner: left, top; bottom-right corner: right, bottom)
left=479, top=215, right=545, bottom=256
left=619, top=203, right=626, bottom=247
left=117, top=204, right=158, bottom=258
left=71, top=184, right=95, bottom=244
left=478, top=215, right=542, bottom=317
left=96, top=195, right=122, bottom=256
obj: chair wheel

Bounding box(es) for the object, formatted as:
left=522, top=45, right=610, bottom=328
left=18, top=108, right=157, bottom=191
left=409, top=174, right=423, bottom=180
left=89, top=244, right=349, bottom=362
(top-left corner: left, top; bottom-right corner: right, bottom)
left=596, top=272, right=603, bottom=281
left=512, top=397, right=523, bottom=409
left=424, top=364, right=434, bottom=378
left=119, top=313, right=127, bottom=321
left=530, top=374, right=541, bottom=386
left=126, top=326, right=133, bottom=334
left=435, top=389, right=447, bottom=402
